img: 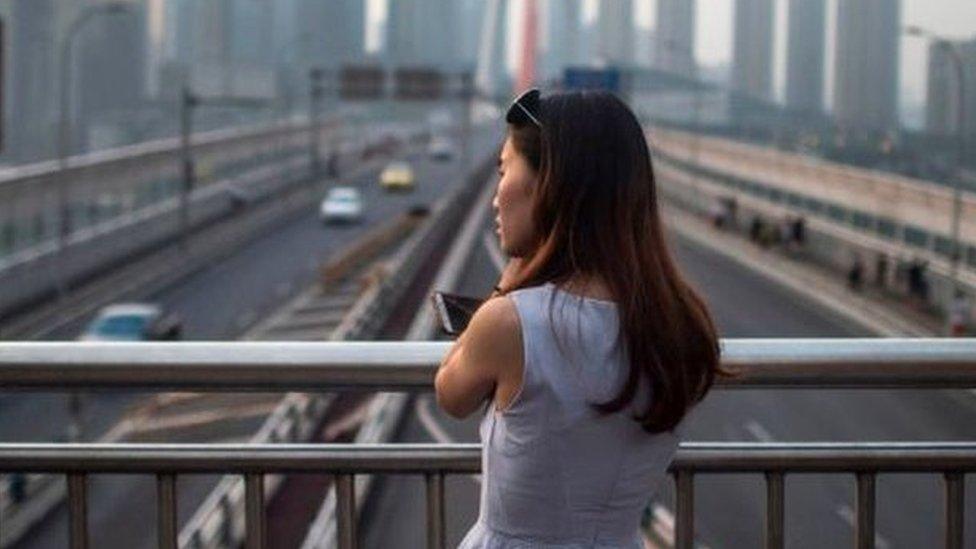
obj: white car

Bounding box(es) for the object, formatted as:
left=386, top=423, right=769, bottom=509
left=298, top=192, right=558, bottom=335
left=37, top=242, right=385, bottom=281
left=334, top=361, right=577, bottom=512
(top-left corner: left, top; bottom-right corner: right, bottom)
left=320, top=186, right=364, bottom=223
left=80, top=303, right=182, bottom=342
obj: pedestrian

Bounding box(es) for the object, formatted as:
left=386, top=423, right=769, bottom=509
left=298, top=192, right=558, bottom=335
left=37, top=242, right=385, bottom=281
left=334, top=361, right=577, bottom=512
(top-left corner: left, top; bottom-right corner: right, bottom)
left=436, top=89, right=726, bottom=548
left=709, top=201, right=725, bottom=228
left=848, top=254, right=864, bottom=291
left=949, top=291, right=971, bottom=337
left=908, top=259, right=922, bottom=298
left=791, top=217, right=806, bottom=246
left=750, top=216, right=763, bottom=243
left=875, top=253, right=888, bottom=287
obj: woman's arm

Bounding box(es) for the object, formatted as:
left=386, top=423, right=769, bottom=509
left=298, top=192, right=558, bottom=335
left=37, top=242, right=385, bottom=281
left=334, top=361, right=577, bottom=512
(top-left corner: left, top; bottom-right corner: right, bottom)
left=434, top=296, right=522, bottom=418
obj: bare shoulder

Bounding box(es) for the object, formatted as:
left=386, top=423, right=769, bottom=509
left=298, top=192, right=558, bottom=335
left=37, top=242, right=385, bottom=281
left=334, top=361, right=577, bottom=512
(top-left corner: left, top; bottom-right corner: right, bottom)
left=464, top=296, right=523, bottom=377
left=466, top=296, right=521, bottom=352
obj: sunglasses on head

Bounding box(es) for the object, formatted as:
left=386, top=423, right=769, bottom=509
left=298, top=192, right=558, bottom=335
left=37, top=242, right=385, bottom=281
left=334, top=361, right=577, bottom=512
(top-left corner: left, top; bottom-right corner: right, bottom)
left=506, top=88, right=543, bottom=128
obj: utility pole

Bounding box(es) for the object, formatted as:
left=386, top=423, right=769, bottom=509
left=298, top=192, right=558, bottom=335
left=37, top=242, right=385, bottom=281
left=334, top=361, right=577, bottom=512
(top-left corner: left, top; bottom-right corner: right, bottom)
left=309, top=68, right=326, bottom=182
left=179, top=87, right=198, bottom=250
left=460, top=72, right=474, bottom=178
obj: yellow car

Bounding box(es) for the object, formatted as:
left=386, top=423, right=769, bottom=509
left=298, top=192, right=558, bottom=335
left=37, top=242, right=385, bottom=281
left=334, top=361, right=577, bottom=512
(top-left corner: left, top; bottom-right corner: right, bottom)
left=379, top=162, right=416, bottom=191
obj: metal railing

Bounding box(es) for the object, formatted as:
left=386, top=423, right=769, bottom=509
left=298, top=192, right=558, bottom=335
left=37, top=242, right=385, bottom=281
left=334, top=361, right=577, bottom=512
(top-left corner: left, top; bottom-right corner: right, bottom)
left=3, top=339, right=976, bottom=391
left=0, top=442, right=974, bottom=549
left=1, top=338, right=976, bottom=549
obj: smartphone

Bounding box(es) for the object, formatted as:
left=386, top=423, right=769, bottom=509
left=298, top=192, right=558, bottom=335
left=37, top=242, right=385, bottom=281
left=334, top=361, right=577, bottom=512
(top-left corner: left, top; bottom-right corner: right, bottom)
left=431, top=292, right=485, bottom=336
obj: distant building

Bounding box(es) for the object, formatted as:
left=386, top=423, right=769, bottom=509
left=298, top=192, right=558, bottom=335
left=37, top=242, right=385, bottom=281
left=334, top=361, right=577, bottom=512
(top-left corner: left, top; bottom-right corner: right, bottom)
left=7, top=0, right=59, bottom=162
left=386, top=0, right=457, bottom=68
left=541, top=0, right=581, bottom=80
left=785, top=0, right=826, bottom=115
left=926, top=39, right=976, bottom=138
left=77, top=4, right=147, bottom=150
left=655, top=0, right=696, bottom=77
left=731, top=0, right=775, bottom=102
left=832, top=0, right=901, bottom=133
left=596, top=0, right=633, bottom=66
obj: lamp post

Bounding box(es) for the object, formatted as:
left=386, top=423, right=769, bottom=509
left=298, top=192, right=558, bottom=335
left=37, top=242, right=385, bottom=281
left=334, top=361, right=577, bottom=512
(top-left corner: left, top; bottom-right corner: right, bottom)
left=904, top=26, right=970, bottom=334
left=309, top=68, right=327, bottom=180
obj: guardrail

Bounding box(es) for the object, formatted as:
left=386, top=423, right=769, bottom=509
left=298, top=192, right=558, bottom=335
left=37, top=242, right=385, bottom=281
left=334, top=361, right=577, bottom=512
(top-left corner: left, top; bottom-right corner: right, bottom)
left=0, top=442, right=973, bottom=549
left=2, top=340, right=975, bottom=549
left=3, top=339, right=976, bottom=391
left=0, top=117, right=418, bottom=319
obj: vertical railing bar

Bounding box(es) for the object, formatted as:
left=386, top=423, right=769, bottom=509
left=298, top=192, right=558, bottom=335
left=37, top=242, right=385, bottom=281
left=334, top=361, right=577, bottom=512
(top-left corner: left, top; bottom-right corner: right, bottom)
left=855, top=472, right=875, bottom=549
left=336, top=474, right=357, bottom=549
left=68, top=473, right=89, bottom=549
left=765, top=471, right=785, bottom=549
left=426, top=473, right=446, bottom=549
left=245, top=473, right=265, bottom=549
left=943, top=472, right=964, bottom=549
left=674, top=471, right=694, bottom=549
left=156, top=473, right=178, bottom=549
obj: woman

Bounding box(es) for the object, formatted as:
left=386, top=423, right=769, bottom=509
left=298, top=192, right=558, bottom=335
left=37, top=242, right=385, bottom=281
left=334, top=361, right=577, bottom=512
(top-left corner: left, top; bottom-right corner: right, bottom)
left=435, top=89, right=722, bottom=548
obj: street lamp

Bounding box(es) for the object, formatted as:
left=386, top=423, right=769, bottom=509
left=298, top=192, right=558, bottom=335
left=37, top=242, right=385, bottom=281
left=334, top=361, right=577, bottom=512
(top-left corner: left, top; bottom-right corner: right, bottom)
left=309, top=68, right=328, bottom=179
left=904, top=26, right=969, bottom=333
left=56, top=4, right=132, bottom=441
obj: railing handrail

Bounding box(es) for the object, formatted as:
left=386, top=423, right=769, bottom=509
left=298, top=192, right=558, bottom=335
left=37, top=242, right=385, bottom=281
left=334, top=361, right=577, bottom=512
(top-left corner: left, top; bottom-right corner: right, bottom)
left=2, top=339, right=976, bottom=390
left=1, top=442, right=975, bottom=474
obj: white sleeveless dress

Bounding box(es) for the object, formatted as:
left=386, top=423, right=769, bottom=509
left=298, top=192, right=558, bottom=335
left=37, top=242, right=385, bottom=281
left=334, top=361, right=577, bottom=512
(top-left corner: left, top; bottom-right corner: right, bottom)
left=458, top=283, right=681, bottom=548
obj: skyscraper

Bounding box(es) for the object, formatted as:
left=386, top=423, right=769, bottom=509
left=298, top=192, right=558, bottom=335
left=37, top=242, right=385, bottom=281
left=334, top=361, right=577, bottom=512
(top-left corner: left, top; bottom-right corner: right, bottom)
left=294, top=0, right=365, bottom=67
left=231, top=0, right=273, bottom=66
left=458, top=0, right=484, bottom=69
left=542, top=0, right=581, bottom=80
left=655, top=0, right=695, bottom=76
left=785, top=0, right=826, bottom=114
left=474, top=0, right=510, bottom=95
left=77, top=4, right=148, bottom=150
left=8, top=0, right=59, bottom=161
left=925, top=39, right=976, bottom=148
left=386, top=0, right=456, bottom=67
left=596, top=0, right=633, bottom=66
left=731, top=0, right=775, bottom=102
left=833, top=0, right=901, bottom=133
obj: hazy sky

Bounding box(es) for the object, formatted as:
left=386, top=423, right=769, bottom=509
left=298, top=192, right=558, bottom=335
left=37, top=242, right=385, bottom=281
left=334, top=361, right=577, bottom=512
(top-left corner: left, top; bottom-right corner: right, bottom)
left=367, top=0, right=976, bottom=114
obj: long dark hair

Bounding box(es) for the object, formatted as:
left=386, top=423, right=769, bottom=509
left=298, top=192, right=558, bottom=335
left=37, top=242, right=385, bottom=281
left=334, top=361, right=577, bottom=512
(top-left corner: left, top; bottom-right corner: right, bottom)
left=503, top=90, right=723, bottom=433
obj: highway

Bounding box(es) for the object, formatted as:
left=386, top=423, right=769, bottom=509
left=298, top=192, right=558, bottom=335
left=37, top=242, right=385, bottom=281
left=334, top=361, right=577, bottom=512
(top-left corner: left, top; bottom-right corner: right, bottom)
left=362, top=200, right=976, bottom=549
left=8, top=127, right=500, bottom=549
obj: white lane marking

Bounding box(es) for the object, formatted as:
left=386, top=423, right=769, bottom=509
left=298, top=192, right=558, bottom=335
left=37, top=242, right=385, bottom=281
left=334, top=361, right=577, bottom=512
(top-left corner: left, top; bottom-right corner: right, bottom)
left=482, top=230, right=506, bottom=274
left=836, top=505, right=891, bottom=549
left=415, top=396, right=481, bottom=484
left=745, top=420, right=775, bottom=443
